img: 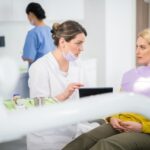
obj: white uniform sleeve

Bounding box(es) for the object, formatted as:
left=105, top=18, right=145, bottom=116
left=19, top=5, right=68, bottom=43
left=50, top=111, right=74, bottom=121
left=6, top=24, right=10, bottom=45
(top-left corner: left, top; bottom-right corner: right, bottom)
left=28, top=62, right=50, bottom=98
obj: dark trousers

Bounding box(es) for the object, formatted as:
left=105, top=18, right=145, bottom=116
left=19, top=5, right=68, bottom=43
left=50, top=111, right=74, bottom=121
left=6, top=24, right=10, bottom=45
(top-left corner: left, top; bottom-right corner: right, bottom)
left=63, top=124, right=150, bottom=150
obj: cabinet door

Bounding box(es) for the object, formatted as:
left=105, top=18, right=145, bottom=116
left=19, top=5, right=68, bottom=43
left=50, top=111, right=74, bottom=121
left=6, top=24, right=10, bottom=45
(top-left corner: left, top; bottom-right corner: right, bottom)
left=0, top=0, right=13, bottom=21
left=136, top=0, right=149, bottom=35
left=43, top=0, right=84, bottom=20
left=0, top=0, right=84, bottom=21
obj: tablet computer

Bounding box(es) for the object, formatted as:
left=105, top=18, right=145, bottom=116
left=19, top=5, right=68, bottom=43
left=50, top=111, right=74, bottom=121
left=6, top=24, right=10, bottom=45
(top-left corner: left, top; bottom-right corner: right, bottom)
left=79, top=87, right=113, bottom=98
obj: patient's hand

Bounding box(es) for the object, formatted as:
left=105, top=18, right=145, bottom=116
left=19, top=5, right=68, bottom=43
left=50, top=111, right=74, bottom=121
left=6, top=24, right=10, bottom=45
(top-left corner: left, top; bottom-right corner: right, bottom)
left=120, top=121, right=142, bottom=132
left=110, top=118, right=126, bottom=132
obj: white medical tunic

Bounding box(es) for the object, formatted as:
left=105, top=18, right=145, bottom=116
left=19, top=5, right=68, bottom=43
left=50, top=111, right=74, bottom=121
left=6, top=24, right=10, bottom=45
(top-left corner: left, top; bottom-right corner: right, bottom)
left=28, top=52, right=91, bottom=150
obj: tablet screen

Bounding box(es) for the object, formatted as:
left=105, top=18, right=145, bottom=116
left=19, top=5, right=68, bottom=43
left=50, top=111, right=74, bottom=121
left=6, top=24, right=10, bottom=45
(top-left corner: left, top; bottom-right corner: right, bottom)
left=79, top=87, right=113, bottom=98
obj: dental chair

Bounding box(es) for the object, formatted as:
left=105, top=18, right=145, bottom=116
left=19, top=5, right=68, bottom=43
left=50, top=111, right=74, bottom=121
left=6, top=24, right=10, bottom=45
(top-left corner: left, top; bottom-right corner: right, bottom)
left=0, top=72, right=29, bottom=150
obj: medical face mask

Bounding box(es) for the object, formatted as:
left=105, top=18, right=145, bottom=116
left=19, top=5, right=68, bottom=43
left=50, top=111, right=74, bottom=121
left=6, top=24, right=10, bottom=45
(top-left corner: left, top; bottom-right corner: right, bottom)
left=62, top=51, right=78, bottom=62
left=30, top=19, right=35, bottom=26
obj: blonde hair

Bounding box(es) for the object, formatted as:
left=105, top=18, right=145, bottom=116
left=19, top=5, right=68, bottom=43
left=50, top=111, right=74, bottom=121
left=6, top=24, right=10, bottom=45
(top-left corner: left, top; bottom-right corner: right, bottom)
left=138, top=29, right=150, bottom=44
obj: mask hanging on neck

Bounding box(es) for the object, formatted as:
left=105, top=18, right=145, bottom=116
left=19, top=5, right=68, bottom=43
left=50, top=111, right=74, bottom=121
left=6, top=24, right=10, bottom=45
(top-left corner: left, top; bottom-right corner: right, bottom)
left=62, top=51, right=78, bottom=62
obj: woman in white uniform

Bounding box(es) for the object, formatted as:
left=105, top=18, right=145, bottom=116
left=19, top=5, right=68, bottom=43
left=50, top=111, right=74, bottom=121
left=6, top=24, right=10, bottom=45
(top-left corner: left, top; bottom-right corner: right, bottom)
left=28, top=20, right=90, bottom=150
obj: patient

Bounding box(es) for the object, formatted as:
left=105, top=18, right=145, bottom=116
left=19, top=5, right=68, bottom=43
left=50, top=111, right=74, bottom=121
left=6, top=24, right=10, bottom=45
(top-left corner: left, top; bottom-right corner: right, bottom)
left=63, top=29, right=150, bottom=150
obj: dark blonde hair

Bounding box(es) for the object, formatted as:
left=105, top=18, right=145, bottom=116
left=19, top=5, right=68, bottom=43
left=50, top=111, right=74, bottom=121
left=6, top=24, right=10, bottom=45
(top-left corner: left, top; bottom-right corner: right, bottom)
left=51, top=20, right=87, bottom=46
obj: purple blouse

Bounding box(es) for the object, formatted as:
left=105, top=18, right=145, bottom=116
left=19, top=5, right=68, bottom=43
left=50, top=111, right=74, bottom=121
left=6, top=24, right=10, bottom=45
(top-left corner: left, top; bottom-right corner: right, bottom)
left=121, top=66, right=150, bottom=97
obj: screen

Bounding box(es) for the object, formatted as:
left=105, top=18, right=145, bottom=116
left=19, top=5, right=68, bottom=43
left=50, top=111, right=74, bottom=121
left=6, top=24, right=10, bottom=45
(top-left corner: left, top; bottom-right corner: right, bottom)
left=79, top=87, right=113, bottom=98
left=0, top=36, right=5, bottom=47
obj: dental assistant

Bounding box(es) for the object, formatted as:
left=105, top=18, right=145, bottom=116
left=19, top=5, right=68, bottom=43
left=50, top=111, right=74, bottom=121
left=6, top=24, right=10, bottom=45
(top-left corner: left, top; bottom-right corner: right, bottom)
left=22, top=2, right=55, bottom=66
left=28, top=20, right=90, bottom=150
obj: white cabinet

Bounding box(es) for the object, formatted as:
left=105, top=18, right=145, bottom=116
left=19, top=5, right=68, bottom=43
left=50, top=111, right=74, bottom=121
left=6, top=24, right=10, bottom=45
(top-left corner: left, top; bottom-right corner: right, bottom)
left=0, top=0, right=84, bottom=21
left=0, top=0, right=13, bottom=21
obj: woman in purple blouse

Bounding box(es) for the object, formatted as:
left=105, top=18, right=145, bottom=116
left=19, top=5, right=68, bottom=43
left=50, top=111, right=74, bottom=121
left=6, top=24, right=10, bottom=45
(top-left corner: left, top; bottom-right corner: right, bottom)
left=63, top=29, right=150, bottom=150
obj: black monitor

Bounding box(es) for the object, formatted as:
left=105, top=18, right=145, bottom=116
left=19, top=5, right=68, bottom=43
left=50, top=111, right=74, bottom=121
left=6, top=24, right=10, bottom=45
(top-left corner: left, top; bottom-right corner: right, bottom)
left=0, top=36, right=5, bottom=47
left=79, top=87, right=113, bottom=98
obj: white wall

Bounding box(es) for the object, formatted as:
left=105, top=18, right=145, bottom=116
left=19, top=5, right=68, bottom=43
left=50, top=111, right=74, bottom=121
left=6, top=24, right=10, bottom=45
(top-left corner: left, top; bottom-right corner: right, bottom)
left=0, top=0, right=84, bottom=21
left=0, top=22, right=30, bottom=69
left=81, top=0, right=106, bottom=86
left=105, top=0, right=136, bottom=91
left=0, top=0, right=136, bottom=90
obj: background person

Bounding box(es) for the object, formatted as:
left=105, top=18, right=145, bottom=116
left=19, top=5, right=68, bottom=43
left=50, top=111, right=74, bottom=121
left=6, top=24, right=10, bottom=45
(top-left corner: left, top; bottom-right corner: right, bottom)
left=63, top=28, right=150, bottom=150
left=22, top=2, right=55, bottom=66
